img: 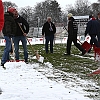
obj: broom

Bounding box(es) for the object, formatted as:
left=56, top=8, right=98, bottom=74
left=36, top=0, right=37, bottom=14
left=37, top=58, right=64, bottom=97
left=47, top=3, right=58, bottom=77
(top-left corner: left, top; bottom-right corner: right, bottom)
left=18, top=23, right=43, bottom=62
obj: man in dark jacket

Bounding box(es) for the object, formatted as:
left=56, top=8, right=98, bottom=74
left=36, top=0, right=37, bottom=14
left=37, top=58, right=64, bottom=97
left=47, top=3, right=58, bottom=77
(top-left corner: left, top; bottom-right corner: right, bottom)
left=64, top=13, right=86, bottom=55
left=97, top=12, right=100, bottom=42
left=1, top=9, right=16, bottom=67
left=8, top=7, right=29, bottom=63
left=85, top=15, right=100, bottom=47
left=42, top=17, right=56, bottom=53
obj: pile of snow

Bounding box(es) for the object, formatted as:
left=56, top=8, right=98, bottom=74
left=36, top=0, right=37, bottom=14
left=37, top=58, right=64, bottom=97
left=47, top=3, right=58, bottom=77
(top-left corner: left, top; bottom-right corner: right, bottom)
left=0, top=62, right=95, bottom=100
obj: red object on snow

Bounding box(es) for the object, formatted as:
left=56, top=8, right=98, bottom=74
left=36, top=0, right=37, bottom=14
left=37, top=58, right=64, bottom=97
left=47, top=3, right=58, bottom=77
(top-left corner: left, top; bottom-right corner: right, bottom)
left=7, top=60, right=25, bottom=62
left=77, top=39, right=91, bottom=52
left=0, top=0, right=4, bottom=31
left=81, top=41, right=91, bottom=52
left=89, top=68, right=100, bottom=76
left=93, top=44, right=100, bottom=61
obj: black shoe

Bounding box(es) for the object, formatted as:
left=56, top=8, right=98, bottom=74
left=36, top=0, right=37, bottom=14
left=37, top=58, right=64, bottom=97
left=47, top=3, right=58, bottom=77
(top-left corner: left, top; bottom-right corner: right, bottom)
left=82, top=50, right=86, bottom=55
left=64, top=53, right=70, bottom=56
left=1, top=63, right=6, bottom=69
left=25, top=59, right=28, bottom=64
left=1, top=63, right=4, bottom=67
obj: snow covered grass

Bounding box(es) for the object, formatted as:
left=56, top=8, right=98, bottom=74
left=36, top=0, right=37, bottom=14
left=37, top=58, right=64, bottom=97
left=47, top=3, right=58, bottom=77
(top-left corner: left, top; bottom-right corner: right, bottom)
left=0, top=44, right=100, bottom=100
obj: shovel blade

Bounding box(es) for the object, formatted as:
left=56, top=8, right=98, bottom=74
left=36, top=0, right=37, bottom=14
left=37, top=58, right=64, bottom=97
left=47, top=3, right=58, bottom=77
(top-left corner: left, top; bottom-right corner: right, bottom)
left=82, top=41, right=91, bottom=52
left=88, top=68, right=100, bottom=76
left=38, top=56, right=44, bottom=63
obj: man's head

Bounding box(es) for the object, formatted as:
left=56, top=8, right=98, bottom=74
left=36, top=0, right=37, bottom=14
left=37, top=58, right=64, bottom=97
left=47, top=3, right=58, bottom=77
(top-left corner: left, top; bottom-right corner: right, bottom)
left=97, top=12, right=100, bottom=18
left=7, top=7, right=18, bottom=18
left=89, top=14, right=93, bottom=19
left=8, top=7, right=16, bottom=13
left=89, top=14, right=95, bottom=20
left=47, top=17, right=52, bottom=23
left=67, top=13, right=73, bottom=19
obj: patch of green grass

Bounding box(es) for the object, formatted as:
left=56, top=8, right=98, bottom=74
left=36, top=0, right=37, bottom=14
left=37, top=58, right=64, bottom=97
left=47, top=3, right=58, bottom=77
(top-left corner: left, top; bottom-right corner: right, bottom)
left=27, top=44, right=99, bottom=73
left=0, top=44, right=100, bottom=99
left=1, top=44, right=100, bottom=80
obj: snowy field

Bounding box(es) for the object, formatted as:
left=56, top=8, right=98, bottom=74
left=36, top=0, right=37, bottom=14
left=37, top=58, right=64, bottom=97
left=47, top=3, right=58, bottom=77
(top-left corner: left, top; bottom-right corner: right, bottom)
left=0, top=35, right=100, bottom=100
left=0, top=61, right=99, bottom=100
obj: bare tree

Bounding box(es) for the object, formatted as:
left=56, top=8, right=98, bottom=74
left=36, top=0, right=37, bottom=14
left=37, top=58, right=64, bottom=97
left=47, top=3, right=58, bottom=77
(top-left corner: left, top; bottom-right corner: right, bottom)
left=64, top=0, right=91, bottom=16
left=33, top=0, right=62, bottom=27
left=65, top=4, right=76, bottom=15
left=91, top=3, right=100, bottom=17
left=19, top=6, right=34, bottom=27
left=74, top=0, right=91, bottom=16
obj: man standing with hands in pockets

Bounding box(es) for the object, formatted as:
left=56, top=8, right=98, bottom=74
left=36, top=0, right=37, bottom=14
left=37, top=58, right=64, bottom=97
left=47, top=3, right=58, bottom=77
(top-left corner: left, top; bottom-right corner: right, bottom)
left=42, top=17, right=56, bottom=54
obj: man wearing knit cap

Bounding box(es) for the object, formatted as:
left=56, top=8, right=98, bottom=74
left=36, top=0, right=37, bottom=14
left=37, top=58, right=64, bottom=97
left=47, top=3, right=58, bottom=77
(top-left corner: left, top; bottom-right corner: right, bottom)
left=64, top=13, right=86, bottom=55
left=1, top=6, right=17, bottom=67
left=7, top=7, right=29, bottom=63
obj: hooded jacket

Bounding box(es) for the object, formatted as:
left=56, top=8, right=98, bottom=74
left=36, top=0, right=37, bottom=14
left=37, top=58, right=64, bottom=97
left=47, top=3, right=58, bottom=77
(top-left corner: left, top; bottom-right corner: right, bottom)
left=0, top=0, right=4, bottom=31
left=2, top=12, right=16, bottom=36
left=68, top=17, right=78, bottom=35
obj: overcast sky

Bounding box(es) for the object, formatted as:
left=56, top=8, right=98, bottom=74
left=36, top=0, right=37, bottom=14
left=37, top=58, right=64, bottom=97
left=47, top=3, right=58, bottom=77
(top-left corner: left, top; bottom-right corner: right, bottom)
left=2, top=0, right=98, bottom=9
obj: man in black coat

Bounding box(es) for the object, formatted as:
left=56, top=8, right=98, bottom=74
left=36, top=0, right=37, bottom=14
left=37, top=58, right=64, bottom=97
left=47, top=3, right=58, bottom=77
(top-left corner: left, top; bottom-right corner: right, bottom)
left=1, top=10, right=16, bottom=67
left=97, top=12, right=100, bottom=43
left=85, top=15, right=100, bottom=47
left=64, top=13, right=86, bottom=55
left=42, top=17, right=56, bottom=53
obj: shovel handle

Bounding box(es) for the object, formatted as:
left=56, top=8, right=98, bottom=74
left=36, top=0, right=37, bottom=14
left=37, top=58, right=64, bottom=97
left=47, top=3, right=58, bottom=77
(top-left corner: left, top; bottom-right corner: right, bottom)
left=77, top=39, right=82, bottom=45
left=18, top=23, right=40, bottom=60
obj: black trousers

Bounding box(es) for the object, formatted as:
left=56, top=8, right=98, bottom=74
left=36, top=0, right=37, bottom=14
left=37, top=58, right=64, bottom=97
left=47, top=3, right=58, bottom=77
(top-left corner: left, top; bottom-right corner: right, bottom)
left=66, top=33, right=84, bottom=54
left=89, top=34, right=100, bottom=47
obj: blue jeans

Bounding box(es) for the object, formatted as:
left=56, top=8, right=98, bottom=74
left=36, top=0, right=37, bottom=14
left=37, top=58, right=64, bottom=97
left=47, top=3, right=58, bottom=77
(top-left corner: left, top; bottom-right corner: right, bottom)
left=45, top=35, right=54, bottom=53
left=13, top=36, right=28, bottom=60
left=1, top=36, right=12, bottom=64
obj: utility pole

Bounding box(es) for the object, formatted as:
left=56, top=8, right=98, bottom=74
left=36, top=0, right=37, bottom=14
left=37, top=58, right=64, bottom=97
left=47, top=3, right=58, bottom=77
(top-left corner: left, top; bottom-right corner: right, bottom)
left=37, top=17, right=40, bottom=38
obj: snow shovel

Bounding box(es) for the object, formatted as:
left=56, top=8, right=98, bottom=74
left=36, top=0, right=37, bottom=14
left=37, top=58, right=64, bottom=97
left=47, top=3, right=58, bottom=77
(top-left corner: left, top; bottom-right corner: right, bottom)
left=88, top=67, right=100, bottom=76
left=77, top=39, right=91, bottom=53
left=18, top=23, right=44, bottom=63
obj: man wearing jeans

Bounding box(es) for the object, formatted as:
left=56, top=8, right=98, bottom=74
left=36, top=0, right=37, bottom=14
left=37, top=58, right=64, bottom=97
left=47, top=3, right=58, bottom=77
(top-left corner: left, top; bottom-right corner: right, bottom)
left=42, top=17, right=56, bottom=53
left=8, top=7, right=29, bottom=63
left=1, top=7, right=16, bottom=67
